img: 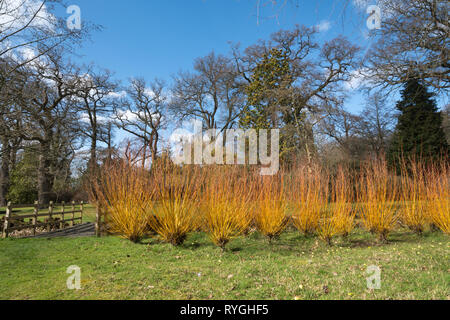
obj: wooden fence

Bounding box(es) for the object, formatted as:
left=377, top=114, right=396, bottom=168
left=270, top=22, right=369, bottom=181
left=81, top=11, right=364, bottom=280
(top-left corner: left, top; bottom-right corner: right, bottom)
left=1, top=201, right=84, bottom=239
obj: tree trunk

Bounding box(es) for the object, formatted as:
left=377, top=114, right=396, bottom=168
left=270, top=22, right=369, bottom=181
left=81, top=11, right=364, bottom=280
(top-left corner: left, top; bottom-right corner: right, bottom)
left=151, top=134, right=158, bottom=165
left=37, top=141, right=53, bottom=205
left=0, top=141, right=11, bottom=206
left=88, top=133, right=97, bottom=173
left=141, top=142, right=147, bottom=168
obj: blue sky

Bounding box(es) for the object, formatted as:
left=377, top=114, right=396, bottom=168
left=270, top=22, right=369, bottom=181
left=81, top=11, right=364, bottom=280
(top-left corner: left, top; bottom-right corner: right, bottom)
left=60, top=0, right=379, bottom=146
left=68, top=0, right=370, bottom=99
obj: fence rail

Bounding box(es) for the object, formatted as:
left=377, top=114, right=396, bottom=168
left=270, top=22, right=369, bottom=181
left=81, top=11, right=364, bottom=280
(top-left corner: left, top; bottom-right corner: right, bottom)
left=1, top=201, right=84, bottom=238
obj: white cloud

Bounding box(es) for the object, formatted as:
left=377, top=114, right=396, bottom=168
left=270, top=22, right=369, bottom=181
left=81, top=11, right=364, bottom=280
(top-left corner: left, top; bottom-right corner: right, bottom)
left=108, top=91, right=127, bottom=99
left=144, top=88, right=156, bottom=98
left=0, top=0, right=55, bottom=30
left=19, top=47, right=37, bottom=61
left=80, top=113, right=110, bottom=124
left=116, top=109, right=163, bottom=125
left=344, top=69, right=364, bottom=91
left=0, top=0, right=58, bottom=64
left=116, top=110, right=139, bottom=122
left=315, top=20, right=331, bottom=32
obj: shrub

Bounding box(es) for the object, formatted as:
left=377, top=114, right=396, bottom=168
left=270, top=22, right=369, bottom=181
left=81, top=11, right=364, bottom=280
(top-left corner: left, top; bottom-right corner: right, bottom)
left=290, top=165, right=324, bottom=236
left=399, top=160, right=428, bottom=234
left=91, top=160, right=154, bottom=243
left=426, top=162, right=450, bottom=234
left=297, top=166, right=355, bottom=246
left=254, top=174, right=288, bottom=242
left=328, top=167, right=355, bottom=241
left=358, top=159, right=398, bottom=243
left=202, top=168, right=253, bottom=250
left=149, top=166, right=202, bottom=246
left=317, top=208, right=337, bottom=246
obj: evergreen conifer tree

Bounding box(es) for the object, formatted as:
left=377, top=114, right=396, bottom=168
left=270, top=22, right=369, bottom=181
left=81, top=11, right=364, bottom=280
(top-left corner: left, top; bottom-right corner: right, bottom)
left=388, top=79, right=449, bottom=163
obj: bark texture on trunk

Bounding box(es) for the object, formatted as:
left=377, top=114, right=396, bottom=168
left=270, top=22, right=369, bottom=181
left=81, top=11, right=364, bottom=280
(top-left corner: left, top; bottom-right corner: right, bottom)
left=37, top=141, right=53, bottom=205
left=88, top=134, right=97, bottom=172
left=0, top=143, right=10, bottom=206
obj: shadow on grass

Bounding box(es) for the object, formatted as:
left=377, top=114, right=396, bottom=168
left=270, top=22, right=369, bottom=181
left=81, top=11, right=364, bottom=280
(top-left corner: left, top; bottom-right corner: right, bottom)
left=335, top=229, right=435, bottom=248
left=103, top=228, right=444, bottom=257
left=341, top=239, right=379, bottom=248
left=182, top=242, right=204, bottom=250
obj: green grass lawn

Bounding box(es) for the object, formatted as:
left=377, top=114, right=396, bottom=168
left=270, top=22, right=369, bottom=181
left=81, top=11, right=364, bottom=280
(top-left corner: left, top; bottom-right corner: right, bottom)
left=0, top=228, right=448, bottom=300
left=0, top=204, right=97, bottom=224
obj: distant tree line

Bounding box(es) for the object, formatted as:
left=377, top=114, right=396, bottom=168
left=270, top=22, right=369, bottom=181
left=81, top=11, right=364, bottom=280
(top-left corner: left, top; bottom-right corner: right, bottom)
left=0, top=0, right=448, bottom=205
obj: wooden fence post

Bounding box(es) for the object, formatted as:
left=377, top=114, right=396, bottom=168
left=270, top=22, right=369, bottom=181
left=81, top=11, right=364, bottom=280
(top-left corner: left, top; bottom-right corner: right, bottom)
left=80, top=201, right=84, bottom=224
left=95, top=206, right=99, bottom=237
left=2, top=202, right=12, bottom=239
left=32, top=201, right=38, bottom=236
left=47, top=201, right=54, bottom=232
left=60, top=201, right=65, bottom=230
left=71, top=201, right=75, bottom=227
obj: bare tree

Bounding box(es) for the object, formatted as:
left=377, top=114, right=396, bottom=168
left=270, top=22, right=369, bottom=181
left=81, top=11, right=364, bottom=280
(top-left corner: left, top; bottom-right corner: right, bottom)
left=116, top=78, right=167, bottom=167
left=0, top=1, right=95, bottom=204
left=17, top=52, right=84, bottom=204
left=76, top=67, right=118, bottom=172
left=363, top=0, right=450, bottom=92
left=170, top=52, right=244, bottom=134
left=319, top=103, right=363, bottom=158
left=357, top=92, right=396, bottom=156
left=232, top=25, right=360, bottom=162
left=0, top=62, right=23, bottom=205
left=0, top=0, right=92, bottom=74
left=98, top=120, right=116, bottom=164
left=319, top=92, right=396, bottom=161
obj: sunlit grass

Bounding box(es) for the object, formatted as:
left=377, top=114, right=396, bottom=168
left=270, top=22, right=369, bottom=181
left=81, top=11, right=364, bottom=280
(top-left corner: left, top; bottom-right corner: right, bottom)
left=0, top=229, right=448, bottom=300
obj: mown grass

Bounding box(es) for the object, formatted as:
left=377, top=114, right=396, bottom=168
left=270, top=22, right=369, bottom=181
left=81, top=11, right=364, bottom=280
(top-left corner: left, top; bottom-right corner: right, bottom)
left=0, top=228, right=448, bottom=300
left=0, top=204, right=97, bottom=224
